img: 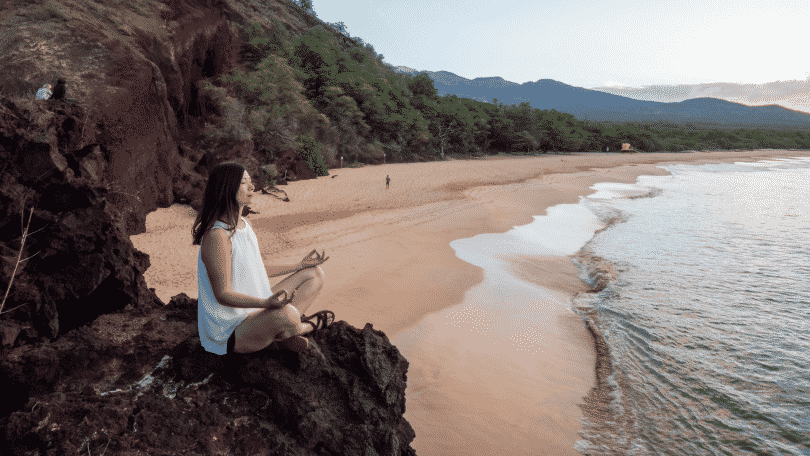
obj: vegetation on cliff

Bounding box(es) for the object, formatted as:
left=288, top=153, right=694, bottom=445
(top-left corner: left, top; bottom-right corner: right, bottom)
left=199, top=3, right=810, bottom=164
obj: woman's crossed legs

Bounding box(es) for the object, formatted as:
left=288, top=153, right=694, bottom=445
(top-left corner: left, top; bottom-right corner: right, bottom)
left=233, top=266, right=325, bottom=354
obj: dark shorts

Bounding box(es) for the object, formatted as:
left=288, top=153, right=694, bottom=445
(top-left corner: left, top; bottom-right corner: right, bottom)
left=226, top=330, right=236, bottom=355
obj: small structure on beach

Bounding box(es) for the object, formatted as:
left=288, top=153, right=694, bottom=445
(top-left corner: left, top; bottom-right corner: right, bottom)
left=622, top=143, right=632, bottom=151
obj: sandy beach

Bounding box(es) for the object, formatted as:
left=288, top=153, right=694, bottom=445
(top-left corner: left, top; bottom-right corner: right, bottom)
left=130, top=149, right=810, bottom=454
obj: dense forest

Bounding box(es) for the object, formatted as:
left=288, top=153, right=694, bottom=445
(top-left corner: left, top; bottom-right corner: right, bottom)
left=204, top=2, right=810, bottom=177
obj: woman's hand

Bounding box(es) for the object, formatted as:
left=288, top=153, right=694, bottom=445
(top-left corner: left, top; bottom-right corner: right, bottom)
left=266, top=289, right=294, bottom=309
left=298, top=249, right=329, bottom=270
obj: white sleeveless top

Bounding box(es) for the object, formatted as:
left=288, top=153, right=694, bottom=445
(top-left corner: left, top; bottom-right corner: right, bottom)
left=197, top=217, right=272, bottom=354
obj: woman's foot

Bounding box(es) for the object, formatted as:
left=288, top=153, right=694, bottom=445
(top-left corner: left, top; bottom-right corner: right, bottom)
left=279, top=335, right=309, bottom=353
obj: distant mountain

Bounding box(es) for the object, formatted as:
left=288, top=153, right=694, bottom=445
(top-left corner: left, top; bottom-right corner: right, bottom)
left=591, top=80, right=810, bottom=115
left=392, top=68, right=810, bottom=129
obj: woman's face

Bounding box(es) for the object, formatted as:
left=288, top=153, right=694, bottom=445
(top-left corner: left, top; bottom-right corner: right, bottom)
left=235, top=170, right=254, bottom=207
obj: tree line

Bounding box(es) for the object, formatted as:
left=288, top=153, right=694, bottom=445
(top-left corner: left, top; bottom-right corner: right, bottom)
left=206, top=16, right=810, bottom=176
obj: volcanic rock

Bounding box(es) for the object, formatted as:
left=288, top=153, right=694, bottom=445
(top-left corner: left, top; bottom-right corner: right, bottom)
left=0, top=292, right=194, bottom=420
left=2, top=293, right=416, bottom=456
left=0, top=100, right=162, bottom=344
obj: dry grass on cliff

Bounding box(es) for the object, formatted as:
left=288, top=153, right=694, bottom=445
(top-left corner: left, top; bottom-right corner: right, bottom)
left=0, top=89, right=57, bottom=138
left=0, top=205, right=37, bottom=316
left=0, top=95, right=43, bottom=315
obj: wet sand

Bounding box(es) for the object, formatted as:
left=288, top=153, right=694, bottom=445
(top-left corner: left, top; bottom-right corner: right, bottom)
left=130, top=149, right=810, bottom=454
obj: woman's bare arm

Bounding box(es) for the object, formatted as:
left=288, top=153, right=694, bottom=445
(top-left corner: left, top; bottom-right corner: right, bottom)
left=265, top=250, right=329, bottom=277
left=201, top=229, right=285, bottom=309
left=265, top=263, right=303, bottom=278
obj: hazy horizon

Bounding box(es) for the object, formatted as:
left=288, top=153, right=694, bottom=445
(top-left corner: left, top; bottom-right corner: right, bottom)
left=313, top=0, right=809, bottom=90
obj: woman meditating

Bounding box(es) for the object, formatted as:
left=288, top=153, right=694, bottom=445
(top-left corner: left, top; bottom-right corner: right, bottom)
left=192, top=162, right=333, bottom=355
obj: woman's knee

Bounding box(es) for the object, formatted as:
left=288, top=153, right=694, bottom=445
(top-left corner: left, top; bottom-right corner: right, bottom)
left=239, top=307, right=300, bottom=346
left=309, top=265, right=325, bottom=286
left=298, top=266, right=324, bottom=289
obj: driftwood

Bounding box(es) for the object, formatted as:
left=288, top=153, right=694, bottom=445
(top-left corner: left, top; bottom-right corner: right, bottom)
left=261, top=185, right=290, bottom=202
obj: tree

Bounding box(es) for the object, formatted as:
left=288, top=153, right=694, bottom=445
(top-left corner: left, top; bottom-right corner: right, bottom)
left=473, top=117, right=492, bottom=152
left=290, top=27, right=341, bottom=101
left=513, top=131, right=538, bottom=153
left=297, top=134, right=329, bottom=176
left=408, top=73, right=438, bottom=99
left=486, top=106, right=515, bottom=151
left=505, top=102, right=534, bottom=133
left=327, top=21, right=349, bottom=36
left=239, top=20, right=292, bottom=67
left=294, top=0, right=315, bottom=11
left=435, top=119, right=455, bottom=160
left=537, top=110, right=590, bottom=152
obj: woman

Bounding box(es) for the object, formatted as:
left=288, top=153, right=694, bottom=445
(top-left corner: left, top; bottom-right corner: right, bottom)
left=192, top=162, right=332, bottom=355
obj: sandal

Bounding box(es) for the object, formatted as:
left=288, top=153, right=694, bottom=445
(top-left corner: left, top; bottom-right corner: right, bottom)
left=301, top=310, right=335, bottom=332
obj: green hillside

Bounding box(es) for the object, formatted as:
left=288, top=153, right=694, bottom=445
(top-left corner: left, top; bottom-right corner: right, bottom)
left=198, top=4, right=810, bottom=167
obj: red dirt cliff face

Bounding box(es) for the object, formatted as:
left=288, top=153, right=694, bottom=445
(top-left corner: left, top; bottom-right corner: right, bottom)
left=0, top=0, right=249, bottom=235
left=0, top=0, right=319, bottom=235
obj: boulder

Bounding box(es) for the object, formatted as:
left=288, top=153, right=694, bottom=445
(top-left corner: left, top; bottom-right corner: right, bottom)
left=0, top=292, right=194, bottom=419
left=0, top=321, right=21, bottom=348
left=275, top=149, right=316, bottom=181
left=0, top=0, right=326, bottom=230
left=0, top=100, right=162, bottom=345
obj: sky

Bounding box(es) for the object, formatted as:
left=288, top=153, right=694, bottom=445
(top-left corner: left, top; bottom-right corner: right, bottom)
left=311, top=0, right=810, bottom=89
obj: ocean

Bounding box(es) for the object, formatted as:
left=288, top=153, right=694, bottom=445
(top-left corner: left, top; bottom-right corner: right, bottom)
left=394, top=156, right=810, bottom=456
left=574, top=157, right=810, bottom=455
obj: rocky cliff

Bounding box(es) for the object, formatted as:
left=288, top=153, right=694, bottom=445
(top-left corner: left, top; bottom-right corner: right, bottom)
left=1, top=0, right=322, bottom=237
left=0, top=1, right=415, bottom=453
left=1, top=295, right=416, bottom=455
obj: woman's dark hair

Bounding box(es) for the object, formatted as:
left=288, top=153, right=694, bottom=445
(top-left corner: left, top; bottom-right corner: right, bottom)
left=191, top=161, right=247, bottom=246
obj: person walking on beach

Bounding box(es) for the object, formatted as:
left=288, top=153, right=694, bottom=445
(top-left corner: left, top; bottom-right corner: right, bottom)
left=192, top=162, right=334, bottom=355
left=386, top=175, right=390, bottom=189
left=35, top=84, right=52, bottom=100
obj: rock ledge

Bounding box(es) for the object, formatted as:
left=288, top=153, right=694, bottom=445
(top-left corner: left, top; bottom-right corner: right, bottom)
left=2, top=295, right=416, bottom=456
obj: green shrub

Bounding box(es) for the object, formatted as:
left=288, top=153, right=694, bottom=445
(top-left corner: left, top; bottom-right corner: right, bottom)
left=297, top=134, right=329, bottom=176
left=200, top=81, right=252, bottom=142
left=220, top=97, right=251, bottom=141
left=261, top=164, right=279, bottom=186
left=239, top=20, right=292, bottom=65
left=216, top=54, right=328, bottom=161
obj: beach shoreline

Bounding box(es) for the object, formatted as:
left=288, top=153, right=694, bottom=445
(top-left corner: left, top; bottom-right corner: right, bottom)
left=130, top=149, right=810, bottom=454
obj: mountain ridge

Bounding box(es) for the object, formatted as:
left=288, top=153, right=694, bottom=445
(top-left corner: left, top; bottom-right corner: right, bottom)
left=392, top=67, right=810, bottom=129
